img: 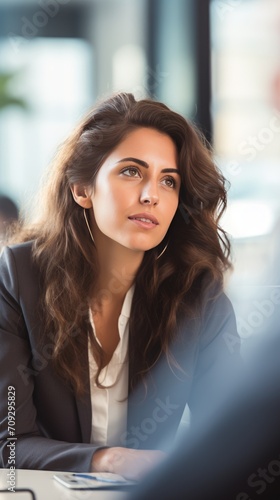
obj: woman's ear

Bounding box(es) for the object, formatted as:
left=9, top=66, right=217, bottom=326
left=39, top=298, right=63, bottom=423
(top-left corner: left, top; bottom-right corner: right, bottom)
left=70, top=184, right=93, bottom=208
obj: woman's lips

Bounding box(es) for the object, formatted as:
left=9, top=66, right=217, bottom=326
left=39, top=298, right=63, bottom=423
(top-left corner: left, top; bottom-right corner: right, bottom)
left=128, top=214, right=159, bottom=229
left=128, top=213, right=159, bottom=224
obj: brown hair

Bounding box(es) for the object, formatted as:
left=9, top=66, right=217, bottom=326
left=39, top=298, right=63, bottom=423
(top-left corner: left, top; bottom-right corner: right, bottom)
left=9, top=92, right=231, bottom=394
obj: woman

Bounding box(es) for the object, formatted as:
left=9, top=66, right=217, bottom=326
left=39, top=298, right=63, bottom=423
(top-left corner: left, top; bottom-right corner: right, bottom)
left=0, top=92, right=239, bottom=479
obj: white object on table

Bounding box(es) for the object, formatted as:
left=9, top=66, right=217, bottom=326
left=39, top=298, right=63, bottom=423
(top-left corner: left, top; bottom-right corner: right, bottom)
left=0, top=469, right=130, bottom=500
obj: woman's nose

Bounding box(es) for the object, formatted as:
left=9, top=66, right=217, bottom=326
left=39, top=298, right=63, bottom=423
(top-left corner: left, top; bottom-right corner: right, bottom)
left=139, top=182, right=159, bottom=206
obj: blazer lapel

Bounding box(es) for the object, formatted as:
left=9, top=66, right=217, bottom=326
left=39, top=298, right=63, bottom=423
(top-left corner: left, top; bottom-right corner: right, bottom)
left=75, top=343, right=92, bottom=443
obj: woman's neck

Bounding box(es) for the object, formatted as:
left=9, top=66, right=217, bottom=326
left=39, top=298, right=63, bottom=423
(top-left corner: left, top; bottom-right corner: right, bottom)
left=93, top=242, right=143, bottom=309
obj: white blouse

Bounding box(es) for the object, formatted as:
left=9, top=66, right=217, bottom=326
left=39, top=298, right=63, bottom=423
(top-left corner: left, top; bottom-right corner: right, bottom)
left=88, top=285, right=134, bottom=447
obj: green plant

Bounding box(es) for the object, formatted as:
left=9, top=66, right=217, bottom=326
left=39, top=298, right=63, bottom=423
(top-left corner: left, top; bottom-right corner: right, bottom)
left=0, top=72, right=28, bottom=110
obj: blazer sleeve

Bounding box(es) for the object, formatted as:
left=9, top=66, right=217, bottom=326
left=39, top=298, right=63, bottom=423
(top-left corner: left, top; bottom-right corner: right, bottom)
left=188, top=291, right=242, bottom=422
left=0, top=245, right=97, bottom=471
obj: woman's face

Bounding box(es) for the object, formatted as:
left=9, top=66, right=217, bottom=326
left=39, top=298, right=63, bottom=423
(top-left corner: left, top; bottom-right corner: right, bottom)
left=88, top=127, right=181, bottom=253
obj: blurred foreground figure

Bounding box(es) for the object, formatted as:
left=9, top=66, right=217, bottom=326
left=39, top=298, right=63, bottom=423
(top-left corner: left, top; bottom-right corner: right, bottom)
left=129, top=291, right=280, bottom=500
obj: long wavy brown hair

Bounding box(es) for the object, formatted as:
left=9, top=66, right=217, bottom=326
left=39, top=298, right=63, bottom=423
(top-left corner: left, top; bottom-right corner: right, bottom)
left=8, top=92, right=231, bottom=395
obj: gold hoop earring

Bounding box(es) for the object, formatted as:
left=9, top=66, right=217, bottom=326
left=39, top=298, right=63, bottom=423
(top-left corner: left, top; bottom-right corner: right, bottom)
left=83, top=208, right=95, bottom=245
left=156, top=243, right=168, bottom=260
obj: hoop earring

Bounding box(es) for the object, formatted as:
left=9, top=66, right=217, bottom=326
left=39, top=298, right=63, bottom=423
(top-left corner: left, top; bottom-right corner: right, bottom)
left=156, top=243, right=168, bottom=260
left=83, top=208, right=95, bottom=245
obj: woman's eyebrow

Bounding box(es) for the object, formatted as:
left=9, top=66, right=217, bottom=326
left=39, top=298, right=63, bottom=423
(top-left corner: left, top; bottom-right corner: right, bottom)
left=117, top=157, right=149, bottom=168
left=117, top=157, right=181, bottom=175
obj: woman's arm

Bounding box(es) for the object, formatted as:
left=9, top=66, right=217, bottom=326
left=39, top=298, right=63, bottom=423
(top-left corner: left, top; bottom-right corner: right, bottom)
left=91, top=447, right=166, bottom=480
left=0, top=245, right=98, bottom=471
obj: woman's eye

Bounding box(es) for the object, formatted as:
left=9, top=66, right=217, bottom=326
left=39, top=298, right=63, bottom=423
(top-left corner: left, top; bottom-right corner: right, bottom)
left=162, top=177, right=176, bottom=188
left=121, top=167, right=140, bottom=177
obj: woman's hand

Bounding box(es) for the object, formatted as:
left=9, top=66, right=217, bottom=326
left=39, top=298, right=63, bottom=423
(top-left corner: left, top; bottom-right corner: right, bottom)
left=91, top=447, right=167, bottom=481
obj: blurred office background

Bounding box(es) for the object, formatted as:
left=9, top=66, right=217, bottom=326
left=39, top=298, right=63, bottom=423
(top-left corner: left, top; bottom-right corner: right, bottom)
left=0, top=0, right=280, bottom=337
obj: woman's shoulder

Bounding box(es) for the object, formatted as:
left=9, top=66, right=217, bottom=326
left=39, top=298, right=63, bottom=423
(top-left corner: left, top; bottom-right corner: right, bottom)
left=179, top=287, right=237, bottom=346
left=0, top=239, right=42, bottom=314
left=198, top=289, right=238, bottom=353
left=0, top=240, right=38, bottom=281
left=203, top=289, right=235, bottom=318
left=1, top=240, right=34, bottom=260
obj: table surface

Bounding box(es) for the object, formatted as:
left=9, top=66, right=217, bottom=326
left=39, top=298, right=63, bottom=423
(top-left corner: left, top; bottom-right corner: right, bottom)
left=0, top=469, right=130, bottom=500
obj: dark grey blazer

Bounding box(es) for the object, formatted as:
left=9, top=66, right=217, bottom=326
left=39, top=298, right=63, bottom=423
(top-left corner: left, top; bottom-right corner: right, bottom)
left=0, top=241, right=240, bottom=472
